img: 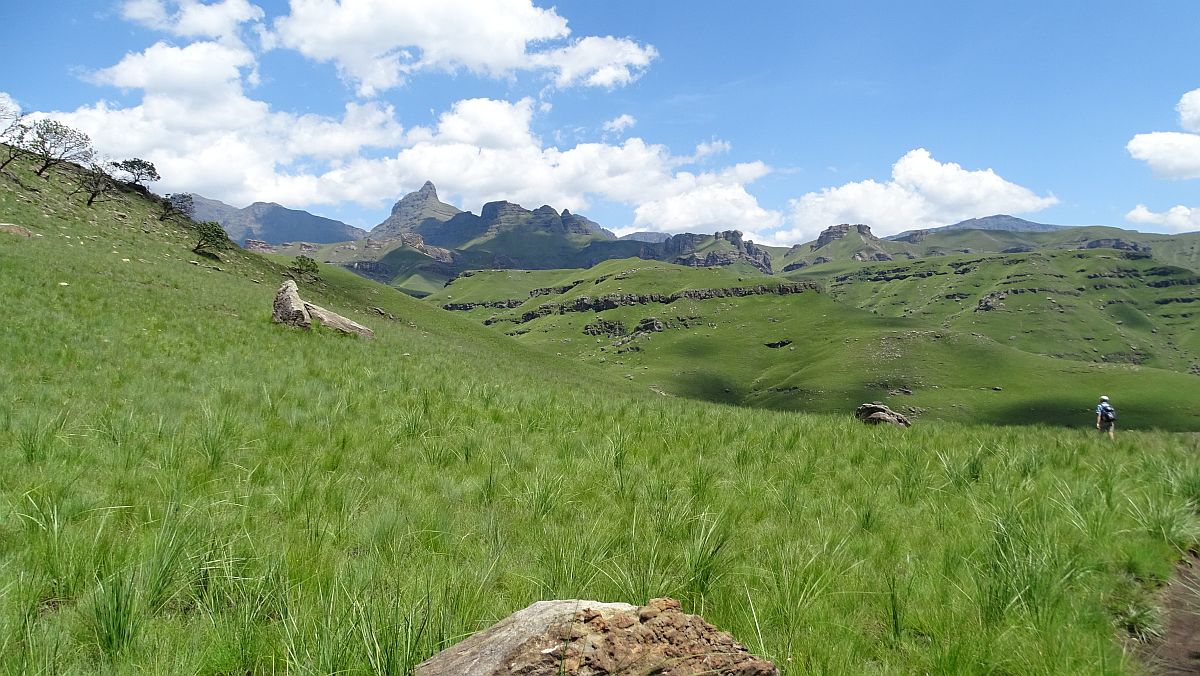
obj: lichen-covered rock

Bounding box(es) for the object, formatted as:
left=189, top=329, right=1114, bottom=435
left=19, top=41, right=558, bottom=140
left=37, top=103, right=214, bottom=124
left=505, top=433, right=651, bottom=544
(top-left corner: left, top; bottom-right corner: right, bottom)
left=415, top=598, right=777, bottom=676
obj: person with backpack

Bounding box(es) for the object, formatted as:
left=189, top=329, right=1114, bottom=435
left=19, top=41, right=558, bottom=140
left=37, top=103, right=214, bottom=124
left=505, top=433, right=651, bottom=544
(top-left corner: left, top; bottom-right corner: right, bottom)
left=1095, top=395, right=1116, bottom=440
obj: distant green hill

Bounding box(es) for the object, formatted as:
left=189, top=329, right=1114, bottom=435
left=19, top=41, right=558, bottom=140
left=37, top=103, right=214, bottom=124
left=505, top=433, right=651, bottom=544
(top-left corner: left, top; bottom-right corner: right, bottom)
left=427, top=258, right=1200, bottom=430
left=190, top=194, right=367, bottom=245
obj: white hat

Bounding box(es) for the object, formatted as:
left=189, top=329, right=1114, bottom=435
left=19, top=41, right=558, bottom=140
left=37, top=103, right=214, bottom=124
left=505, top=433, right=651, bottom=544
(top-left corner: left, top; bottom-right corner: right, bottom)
left=1100, top=395, right=1109, bottom=401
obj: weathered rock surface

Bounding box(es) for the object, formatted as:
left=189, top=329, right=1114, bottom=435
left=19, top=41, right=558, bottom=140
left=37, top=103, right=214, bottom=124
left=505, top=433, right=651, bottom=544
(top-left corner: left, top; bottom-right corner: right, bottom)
left=975, top=291, right=1007, bottom=312
left=415, top=597, right=777, bottom=676
left=271, top=280, right=374, bottom=338
left=272, top=280, right=310, bottom=328
left=665, top=230, right=774, bottom=273
left=855, top=402, right=912, bottom=427
left=303, top=301, right=375, bottom=339
left=810, top=223, right=874, bottom=251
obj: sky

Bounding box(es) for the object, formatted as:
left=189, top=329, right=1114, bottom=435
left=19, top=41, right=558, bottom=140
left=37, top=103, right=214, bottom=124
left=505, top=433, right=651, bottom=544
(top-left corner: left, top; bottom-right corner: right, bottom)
left=1, top=0, right=1197, bottom=244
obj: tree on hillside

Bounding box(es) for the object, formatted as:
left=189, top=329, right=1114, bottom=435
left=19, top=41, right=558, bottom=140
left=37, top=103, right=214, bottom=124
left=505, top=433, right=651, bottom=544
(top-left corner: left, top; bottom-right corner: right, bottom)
left=288, top=254, right=321, bottom=281
left=192, top=220, right=231, bottom=255
left=158, top=193, right=194, bottom=221
left=72, top=159, right=119, bottom=207
left=111, top=158, right=160, bottom=187
left=27, top=119, right=93, bottom=177
left=0, top=101, right=30, bottom=172
left=0, top=121, right=30, bottom=172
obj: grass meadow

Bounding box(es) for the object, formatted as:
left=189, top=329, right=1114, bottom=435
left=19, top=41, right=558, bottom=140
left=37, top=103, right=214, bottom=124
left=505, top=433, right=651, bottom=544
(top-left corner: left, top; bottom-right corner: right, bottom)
left=2, top=157, right=1200, bottom=673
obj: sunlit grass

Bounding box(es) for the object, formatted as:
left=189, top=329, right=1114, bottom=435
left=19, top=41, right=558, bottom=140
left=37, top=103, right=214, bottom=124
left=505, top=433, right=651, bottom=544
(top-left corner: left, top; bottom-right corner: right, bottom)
left=1, top=154, right=1198, bottom=673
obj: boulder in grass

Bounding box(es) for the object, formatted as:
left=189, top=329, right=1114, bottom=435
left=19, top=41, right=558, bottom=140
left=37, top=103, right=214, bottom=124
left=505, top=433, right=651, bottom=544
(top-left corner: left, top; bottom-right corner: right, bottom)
left=416, top=597, right=777, bottom=675
left=272, top=280, right=310, bottom=328
left=855, top=402, right=912, bottom=427
left=0, top=223, right=34, bottom=237
left=271, top=280, right=373, bottom=339
left=303, top=301, right=374, bottom=339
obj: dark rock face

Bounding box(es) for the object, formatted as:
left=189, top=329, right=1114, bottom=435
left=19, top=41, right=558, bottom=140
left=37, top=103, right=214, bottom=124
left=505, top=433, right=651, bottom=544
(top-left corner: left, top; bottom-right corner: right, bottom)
left=664, top=230, right=774, bottom=273
left=414, top=597, right=778, bottom=676
left=583, top=318, right=628, bottom=337
left=373, top=181, right=462, bottom=238
left=765, top=339, right=792, bottom=348
left=811, top=223, right=874, bottom=251
left=442, top=298, right=525, bottom=311
left=855, top=402, right=911, bottom=427
left=853, top=251, right=893, bottom=262
left=1084, top=238, right=1149, bottom=252
left=518, top=282, right=818, bottom=323
left=782, top=256, right=832, bottom=272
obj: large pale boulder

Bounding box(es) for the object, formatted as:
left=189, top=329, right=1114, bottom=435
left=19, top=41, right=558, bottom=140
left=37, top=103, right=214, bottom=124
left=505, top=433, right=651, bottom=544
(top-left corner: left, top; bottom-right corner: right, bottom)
left=303, top=301, right=375, bottom=339
left=416, top=597, right=777, bottom=675
left=271, top=280, right=374, bottom=339
left=272, top=280, right=310, bottom=327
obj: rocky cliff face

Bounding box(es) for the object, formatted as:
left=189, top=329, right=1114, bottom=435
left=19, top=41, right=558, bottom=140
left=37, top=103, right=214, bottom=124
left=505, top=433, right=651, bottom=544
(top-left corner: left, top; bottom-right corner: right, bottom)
left=373, top=181, right=462, bottom=238
left=811, top=223, right=875, bottom=251
left=663, top=230, right=774, bottom=273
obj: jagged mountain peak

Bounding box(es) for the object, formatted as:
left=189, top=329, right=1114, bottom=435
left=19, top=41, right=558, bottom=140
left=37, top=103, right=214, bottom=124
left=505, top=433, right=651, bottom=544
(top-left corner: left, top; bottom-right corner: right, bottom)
left=374, top=181, right=463, bottom=237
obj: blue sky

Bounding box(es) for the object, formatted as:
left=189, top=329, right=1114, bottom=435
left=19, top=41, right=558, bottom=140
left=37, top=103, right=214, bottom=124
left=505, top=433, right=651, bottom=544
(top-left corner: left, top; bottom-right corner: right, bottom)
left=1, top=0, right=1197, bottom=242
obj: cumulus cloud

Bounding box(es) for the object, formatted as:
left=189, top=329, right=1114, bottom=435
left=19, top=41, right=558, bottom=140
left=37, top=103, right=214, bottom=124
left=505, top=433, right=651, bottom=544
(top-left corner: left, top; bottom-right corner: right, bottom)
left=44, top=36, right=773, bottom=234
left=269, top=0, right=655, bottom=95
left=1127, top=88, right=1200, bottom=179
left=774, top=149, right=1058, bottom=243
left=1126, top=204, right=1200, bottom=233
left=121, top=0, right=264, bottom=43
left=602, top=114, right=636, bottom=134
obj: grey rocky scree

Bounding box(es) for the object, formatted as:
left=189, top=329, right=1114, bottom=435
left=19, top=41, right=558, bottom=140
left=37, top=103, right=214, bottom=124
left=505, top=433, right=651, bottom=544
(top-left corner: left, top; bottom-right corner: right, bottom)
left=855, top=402, right=912, bottom=428
left=271, top=280, right=374, bottom=339
left=415, top=597, right=777, bottom=675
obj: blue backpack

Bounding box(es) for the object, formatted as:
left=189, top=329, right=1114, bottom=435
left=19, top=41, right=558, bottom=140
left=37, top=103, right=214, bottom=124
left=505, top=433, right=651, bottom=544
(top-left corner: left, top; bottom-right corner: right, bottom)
left=1101, top=403, right=1116, bottom=422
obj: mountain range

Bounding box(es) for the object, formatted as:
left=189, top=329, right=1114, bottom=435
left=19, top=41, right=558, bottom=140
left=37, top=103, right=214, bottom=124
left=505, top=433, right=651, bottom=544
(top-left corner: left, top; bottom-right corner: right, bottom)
left=193, top=182, right=1199, bottom=298
left=190, top=194, right=367, bottom=245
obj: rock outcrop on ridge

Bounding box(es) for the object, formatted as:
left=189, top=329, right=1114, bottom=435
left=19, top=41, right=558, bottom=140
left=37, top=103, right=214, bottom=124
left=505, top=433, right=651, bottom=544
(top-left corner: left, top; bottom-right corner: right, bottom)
left=372, top=181, right=463, bottom=238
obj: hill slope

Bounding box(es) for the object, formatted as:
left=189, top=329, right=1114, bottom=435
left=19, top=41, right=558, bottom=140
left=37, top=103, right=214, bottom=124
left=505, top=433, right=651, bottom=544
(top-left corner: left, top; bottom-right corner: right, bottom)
left=429, top=258, right=1200, bottom=430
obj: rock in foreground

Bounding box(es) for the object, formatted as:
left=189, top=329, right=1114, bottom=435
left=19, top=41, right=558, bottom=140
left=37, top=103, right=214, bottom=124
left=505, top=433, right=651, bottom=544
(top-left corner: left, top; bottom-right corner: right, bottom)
left=855, top=402, right=912, bottom=427
left=416, top=597, right=777, bottom=675
left=271, top=280, right=373, bottom=339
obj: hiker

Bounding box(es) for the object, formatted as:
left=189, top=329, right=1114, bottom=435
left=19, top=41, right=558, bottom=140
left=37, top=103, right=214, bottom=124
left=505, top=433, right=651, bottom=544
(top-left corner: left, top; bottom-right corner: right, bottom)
left=1095, top=395, right=1116, bottom=440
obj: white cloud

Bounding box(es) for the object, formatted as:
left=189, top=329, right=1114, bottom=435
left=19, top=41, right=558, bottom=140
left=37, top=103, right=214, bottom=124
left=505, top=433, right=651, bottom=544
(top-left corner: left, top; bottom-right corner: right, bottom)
left=633, top=163, right=781, bottom=235
left=690, top=139, right=731, bottom=162
left=774, top=149, right=1058, bottom=242
left=1126, top=204, right=1200, bottom=233
left=269, top=0, right=655, bottom=95
left=1178, top=88, right=1200, bottom=133
left=92, top=41, right=254, bottom=96
left=528, top=36, right=657, bottom=88
left=1127, top=88, right=1200, bottom=179
left=121, top=0, right=264, bottom=43
left=602, top=114, right=636, bottom=134
left=1127, top=131, right=1200, bottom=180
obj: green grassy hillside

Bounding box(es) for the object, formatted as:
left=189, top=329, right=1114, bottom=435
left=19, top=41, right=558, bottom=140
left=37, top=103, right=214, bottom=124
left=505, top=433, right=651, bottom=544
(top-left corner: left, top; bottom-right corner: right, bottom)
left=789, top=249, right=1200, bottom=374
left=430, top=259, right=1200, bottom=431
left=3, top=157, right=1200, bottom=673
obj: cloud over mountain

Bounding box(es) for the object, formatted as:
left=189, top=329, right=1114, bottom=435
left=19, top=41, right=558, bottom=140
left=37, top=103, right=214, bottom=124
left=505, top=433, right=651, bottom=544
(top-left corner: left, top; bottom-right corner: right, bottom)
left=772, top=149, right=1057, bottom=244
